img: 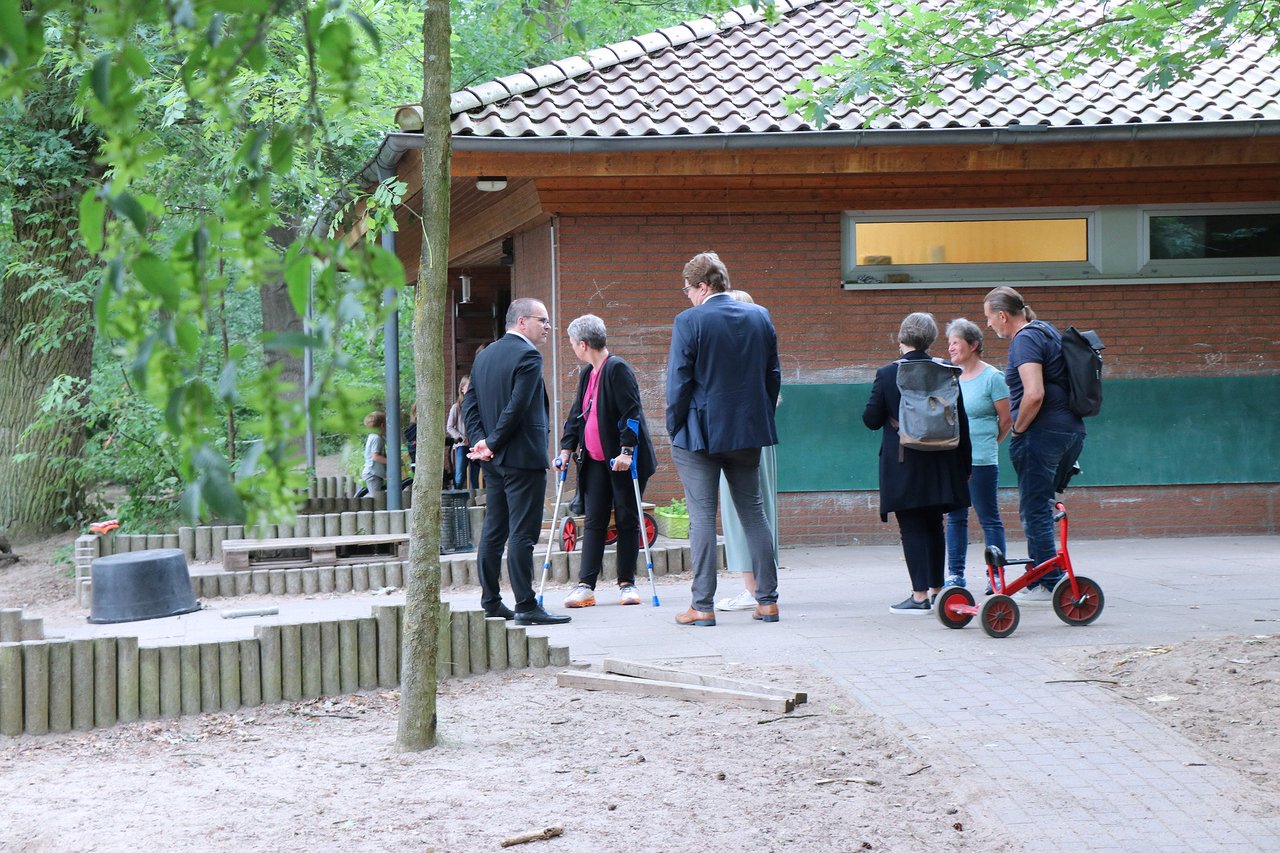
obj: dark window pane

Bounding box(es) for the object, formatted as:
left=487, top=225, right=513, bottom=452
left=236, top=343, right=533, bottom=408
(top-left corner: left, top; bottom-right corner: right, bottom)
left=1150, top=214, right=1280, bottom=260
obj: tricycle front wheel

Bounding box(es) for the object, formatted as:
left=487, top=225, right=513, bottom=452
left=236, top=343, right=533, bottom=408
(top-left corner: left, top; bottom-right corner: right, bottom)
left=1052, top=575, right=1105, bottom=626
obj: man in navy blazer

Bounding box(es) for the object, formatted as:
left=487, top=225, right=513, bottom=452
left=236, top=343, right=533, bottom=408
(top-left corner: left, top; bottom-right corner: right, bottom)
left=463, top=298, right=570, bottom=626
left=666, top=252, right=781, bottom=626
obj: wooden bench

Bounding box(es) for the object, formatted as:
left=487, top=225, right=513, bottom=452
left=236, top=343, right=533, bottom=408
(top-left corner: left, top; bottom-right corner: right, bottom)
left=221, top=534, right=409, bottom=571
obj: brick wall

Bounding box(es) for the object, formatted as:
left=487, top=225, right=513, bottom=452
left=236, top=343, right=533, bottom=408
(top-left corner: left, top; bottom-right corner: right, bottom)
left=543, top=212, right=1280, bottom=542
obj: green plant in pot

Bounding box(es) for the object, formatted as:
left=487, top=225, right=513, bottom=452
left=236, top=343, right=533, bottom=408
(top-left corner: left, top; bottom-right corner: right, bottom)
left=654, top=497, right=689, bottom=539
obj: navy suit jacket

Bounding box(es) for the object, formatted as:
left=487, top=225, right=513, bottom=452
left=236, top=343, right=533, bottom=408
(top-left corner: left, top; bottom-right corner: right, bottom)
left=462, top=332, right=550, bottom=470
left=665, top=292, right=781, bottom=453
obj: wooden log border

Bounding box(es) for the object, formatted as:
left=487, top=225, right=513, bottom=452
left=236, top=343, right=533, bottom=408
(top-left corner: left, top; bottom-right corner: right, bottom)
left=77, top=535, right=696, bottom=608
left=0, top=605, right=571, bottom=737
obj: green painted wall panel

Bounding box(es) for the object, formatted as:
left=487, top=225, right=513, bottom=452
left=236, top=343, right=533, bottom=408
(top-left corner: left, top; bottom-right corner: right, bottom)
left=776, top=376, right=1280, bottom=492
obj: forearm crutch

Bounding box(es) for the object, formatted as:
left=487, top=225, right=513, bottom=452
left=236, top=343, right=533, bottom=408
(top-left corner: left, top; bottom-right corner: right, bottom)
left=613, top=419, right=659, bottom=607
left=536, top=461, right=569, bottom=606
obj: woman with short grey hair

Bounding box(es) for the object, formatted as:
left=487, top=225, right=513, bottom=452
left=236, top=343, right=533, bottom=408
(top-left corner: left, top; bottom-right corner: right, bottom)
left=898, top=311, right=937, bottom=351
left=863, top=312, right=972, bottom=614
left=944, top=318, right=1011, bottom=593
left=557, top=314, right=657, bottom=608
left=566, top=314, right=607, bottom=351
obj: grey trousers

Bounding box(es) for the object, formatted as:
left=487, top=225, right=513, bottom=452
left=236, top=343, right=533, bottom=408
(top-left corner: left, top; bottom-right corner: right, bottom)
left=672, top=445, right=779, bottom=612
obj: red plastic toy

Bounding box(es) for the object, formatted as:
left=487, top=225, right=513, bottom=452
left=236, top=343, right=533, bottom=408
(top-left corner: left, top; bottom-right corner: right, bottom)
left=89, top=519, right=120, bottom=535
left=559, top=509, right=657, bottom=552
left=934, top=501, right=1105, bottom=638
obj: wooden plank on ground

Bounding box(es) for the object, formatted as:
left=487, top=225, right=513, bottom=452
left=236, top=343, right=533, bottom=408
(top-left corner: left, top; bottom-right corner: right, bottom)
left=556, top=671, right=793, bottom=713
left=602, top=658, right=807, bottom=705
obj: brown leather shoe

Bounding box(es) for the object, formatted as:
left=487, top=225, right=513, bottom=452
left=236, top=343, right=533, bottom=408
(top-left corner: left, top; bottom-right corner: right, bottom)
left=753, top=603, right=780, bottom=622
left=675, top=608, right=716, bottom=627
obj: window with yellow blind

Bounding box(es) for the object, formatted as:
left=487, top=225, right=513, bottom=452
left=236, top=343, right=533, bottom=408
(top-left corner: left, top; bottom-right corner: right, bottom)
left=842, top=204, right=1280, bottom=288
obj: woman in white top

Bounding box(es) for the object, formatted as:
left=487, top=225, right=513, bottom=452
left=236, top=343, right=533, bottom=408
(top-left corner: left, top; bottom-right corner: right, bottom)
left=945, top=318, right=1011, bottom=592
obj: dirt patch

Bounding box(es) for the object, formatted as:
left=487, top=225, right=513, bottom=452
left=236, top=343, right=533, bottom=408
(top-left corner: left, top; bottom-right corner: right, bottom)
left=0, top=665, right=1013, bottom=852
left=1056, top=634, right=1280, bottom=795
left=0, top=530, right=78, bottom=615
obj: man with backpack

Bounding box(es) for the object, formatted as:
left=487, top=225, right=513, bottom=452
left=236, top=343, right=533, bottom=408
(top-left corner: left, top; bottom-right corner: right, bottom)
left=982, top=286, right=1087, bottom=599
left=862, top=312, right=972, bottom=614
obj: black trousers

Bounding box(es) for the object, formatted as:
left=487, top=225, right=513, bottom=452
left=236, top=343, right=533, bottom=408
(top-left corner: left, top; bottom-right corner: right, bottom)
left=476, top=463, right=544, bottom=612
left=896, top=506, right=946, bottom=593
left=577, top=457, right=645, bottom=588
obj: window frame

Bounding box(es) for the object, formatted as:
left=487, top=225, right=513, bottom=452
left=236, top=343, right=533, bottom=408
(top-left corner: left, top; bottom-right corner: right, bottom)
left=842, top=203, right=1280, bottom=290
left=1140, top=204, right=1280, bottom=278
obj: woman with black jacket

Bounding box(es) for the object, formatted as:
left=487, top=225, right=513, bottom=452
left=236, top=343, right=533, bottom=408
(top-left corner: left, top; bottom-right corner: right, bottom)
left=863, top=312, right=972, bottom=615
left=556, top=314, right=657, bottom=607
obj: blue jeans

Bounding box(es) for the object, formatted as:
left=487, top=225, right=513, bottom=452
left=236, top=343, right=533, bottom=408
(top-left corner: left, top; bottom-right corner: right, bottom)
left=1009, top=429, right=1085, bottom=589
left=945, top=464, right=1006, bottom=579
left=453, top=446, right=479, bottom=489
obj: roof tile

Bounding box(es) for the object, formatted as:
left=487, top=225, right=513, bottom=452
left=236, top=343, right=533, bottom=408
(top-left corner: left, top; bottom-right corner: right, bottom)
left=450, top=0, right=1280, bottom=139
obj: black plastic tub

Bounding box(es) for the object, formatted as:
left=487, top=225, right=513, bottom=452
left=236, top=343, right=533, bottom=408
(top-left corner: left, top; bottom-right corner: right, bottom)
left=88, top=548, right=201, bottom=624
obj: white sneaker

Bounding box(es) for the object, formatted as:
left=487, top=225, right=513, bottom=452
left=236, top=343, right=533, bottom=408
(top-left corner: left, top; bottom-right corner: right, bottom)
left=563, top=584, right=596, bottom=608
left=1020, top=585, right=1053, bottom=602
left=618, top=584, right=642, bottom=606
left=716, top=589, right=757, bottom=611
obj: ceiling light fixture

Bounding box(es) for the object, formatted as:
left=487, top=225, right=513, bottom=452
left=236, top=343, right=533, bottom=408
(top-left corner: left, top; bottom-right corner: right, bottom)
left=475, top=176, right=507, bottom=192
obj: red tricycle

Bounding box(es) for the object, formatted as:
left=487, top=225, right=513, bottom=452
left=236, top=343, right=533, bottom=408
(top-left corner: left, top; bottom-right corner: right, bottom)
left=934, top=501, right=1104, bottom=638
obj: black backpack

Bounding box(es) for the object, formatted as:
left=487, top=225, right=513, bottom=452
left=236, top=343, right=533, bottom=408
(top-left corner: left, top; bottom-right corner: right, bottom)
left=1060, top=327, right=1105, bottom=418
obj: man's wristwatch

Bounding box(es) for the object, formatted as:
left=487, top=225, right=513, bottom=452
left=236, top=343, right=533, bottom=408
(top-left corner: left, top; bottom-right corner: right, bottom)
left=620, top=447, right=633, bottom=455
left=1010, top=427, right=1023, bottom=437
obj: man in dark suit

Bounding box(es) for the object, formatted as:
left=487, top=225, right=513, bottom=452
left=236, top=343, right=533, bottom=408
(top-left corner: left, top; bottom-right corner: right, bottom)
left=666, top=252, right=782, bottom=626
left=462, top=298, right=570, bottom=626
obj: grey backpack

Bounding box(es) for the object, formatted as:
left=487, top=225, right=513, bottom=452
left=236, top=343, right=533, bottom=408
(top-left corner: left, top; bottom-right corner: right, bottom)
left=891, top=358, right=962, bottom=455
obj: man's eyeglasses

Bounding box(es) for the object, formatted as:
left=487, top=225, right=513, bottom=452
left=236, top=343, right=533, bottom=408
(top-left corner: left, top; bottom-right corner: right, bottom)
left=681, top=283, right=694, bottom=294
left=524, top=316, right=550, bottom=325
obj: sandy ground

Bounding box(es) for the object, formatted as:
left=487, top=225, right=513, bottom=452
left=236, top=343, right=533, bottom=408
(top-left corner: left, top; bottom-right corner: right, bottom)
left=1, top=534, right=1277, bottom=850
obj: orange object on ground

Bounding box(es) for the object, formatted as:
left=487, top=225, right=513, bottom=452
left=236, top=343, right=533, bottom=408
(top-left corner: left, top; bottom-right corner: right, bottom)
left=90, top=519, right=120, bottom=535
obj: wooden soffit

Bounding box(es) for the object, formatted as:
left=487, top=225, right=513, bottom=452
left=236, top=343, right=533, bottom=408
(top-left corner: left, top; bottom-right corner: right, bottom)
left=394, top=149, right=547, bottom=265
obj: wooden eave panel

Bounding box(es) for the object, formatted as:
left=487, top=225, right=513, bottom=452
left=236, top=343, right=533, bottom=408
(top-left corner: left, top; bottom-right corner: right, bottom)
left=532, top=164, right=1280, bottom=213
left=450, top=137, right=1280, bottom=179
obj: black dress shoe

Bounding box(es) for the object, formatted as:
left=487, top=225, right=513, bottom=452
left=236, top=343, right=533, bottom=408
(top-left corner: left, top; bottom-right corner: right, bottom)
left=485, top=605, right=515, bottom=620
left=513, top=605, right=571, bottom=626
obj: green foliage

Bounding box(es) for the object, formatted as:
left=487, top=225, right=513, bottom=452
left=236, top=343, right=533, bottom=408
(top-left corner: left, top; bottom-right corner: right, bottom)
left=451, top=0, right=734, bottom=88
left=2, top=2, right=419, bottom=526
left=660, top=497, right=687, bottom=516
left=786, top=0, right=1280, bottom=127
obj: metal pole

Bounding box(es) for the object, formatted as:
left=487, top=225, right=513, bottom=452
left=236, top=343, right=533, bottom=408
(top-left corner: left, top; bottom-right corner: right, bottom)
left=549, top=216, right=560, bottom=449
left=304, top=267, right=316, bottom=472
left=373, top=160, right=404, bottom=509
left=382, top=226, right=402, bottom=510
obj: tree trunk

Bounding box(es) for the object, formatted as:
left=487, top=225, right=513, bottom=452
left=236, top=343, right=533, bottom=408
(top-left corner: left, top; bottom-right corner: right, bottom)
left=0, top=84, right=99, bottom=542
left=396, top=0, right=451, bottom=752
left=260, top=221, right=306, bottom=462
left=0, top=202, right=95, bottom=541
